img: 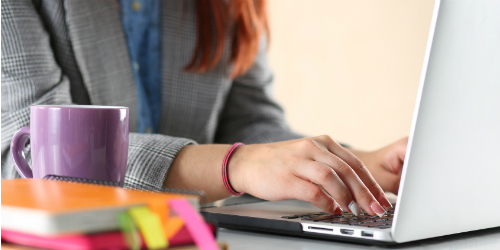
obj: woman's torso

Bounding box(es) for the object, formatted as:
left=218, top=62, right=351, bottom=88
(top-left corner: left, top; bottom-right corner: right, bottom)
left=39, top=0, right=234, bottom=143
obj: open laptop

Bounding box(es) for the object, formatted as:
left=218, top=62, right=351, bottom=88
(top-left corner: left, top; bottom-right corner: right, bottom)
left=202, top=0, right=500, bottom=244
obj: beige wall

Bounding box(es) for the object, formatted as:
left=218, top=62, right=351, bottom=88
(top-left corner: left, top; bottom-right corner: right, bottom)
left=267, top=0, right=435, bottom=151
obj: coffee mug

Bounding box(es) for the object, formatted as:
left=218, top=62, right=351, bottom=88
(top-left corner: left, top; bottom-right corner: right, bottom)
left=11, top=105, right=129, bottom=183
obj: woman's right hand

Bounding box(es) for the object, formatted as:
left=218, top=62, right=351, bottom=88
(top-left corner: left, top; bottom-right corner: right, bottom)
left=228, top=135, right=393, bottom=217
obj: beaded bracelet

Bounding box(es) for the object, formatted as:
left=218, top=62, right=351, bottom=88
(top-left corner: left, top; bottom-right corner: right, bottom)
left=222, top=143, right=244, bottom=195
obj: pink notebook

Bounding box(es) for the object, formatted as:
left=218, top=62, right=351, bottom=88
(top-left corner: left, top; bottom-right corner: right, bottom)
left=1, top=224, right=216, bottom=250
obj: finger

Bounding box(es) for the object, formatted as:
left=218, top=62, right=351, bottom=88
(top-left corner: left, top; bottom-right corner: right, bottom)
left=294, top=161, right=354, bottom=213
left=313, top=135, right=392, bottom=210
left=318, top=185, right=343, bottom=213
left=288, top=176, right=342, bottom=215
left=312, top=150, right=387, bottom=217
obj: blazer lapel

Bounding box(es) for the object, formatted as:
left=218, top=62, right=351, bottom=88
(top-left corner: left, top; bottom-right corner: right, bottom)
left=64, top=0, right=138, bottom=131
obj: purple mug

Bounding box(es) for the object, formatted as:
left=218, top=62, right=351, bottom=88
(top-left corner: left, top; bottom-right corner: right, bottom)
left=10, top=105, right=129, bottom=183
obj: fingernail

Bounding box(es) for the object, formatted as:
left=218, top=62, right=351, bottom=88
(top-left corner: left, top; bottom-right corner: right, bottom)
left=334, top=206, right=343, bottom=215
left=370, top=201, right=386, bottom=218
left=378, top=193, right=393, bottom=209
left=348, top=201, right=361, bottom=216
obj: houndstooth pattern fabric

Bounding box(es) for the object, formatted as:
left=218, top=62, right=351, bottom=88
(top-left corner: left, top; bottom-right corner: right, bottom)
left=1, top=0, right=303, bottom=191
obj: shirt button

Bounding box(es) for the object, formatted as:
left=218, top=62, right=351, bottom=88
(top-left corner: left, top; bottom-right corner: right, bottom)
left=133, top=62, right=140, bottom=71
left=131, top=1, right=142, bottom=11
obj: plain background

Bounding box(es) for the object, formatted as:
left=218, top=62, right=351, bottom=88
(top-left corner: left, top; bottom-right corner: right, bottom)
left=267, top=0, right=435, bottom=151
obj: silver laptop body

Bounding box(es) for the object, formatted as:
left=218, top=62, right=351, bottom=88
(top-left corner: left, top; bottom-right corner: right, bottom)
left=202, top=0, right=500, bottom=244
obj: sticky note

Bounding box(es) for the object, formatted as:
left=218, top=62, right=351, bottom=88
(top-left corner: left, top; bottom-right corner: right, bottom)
left=128, top=206, right=168, bottom=249
left=169, top=199, right=218, bottom=250
left=117, top=212, right=141, bottom=250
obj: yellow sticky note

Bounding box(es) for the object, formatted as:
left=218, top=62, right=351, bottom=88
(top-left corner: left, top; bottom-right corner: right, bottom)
left=164, top=217, right=185, bottom=239
left=128, top=206, right=168, bottom=249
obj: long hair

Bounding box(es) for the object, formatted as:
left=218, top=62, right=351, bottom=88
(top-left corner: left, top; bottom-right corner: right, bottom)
left=185, top=0, right=270, bottom=78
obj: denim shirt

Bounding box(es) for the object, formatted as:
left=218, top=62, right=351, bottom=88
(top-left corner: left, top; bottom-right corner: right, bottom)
left=118, top=0, right=161, bottom=133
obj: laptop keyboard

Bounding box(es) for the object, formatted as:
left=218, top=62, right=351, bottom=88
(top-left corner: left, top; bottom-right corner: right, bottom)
left=281, top=208, right=394, bottom=229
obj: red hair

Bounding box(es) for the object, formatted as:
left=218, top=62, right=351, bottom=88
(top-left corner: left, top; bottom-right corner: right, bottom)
left=185, top=0, right=270, bottom=78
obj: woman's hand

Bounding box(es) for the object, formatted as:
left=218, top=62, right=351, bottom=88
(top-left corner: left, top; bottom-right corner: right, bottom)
left=229, top=135, right=393, bottom=217
left=348, top=137, right=408, bottom=194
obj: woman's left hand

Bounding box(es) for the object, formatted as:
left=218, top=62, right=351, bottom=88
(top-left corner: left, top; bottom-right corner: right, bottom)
left=348, top=137, right=408, bottom=194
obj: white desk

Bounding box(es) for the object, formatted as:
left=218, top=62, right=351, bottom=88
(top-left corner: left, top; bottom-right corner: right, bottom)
left=208, top=195, right=500, bottom=250
left=218, top=227, right=500, bottom=250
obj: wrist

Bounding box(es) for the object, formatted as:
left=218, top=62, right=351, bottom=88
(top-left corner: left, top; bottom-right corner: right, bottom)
left=227, top=144, right=248, bottom=194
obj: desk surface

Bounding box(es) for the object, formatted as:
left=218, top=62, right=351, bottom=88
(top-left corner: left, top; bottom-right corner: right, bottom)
left=218, top=227, right=500, bottom=250
left=209, top=195, right=500, bottom=250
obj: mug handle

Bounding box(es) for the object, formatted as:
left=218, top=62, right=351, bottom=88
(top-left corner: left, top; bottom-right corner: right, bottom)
left=10, top=126, right=33, bottom=178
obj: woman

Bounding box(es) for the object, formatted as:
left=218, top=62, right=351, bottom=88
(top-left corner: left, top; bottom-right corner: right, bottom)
left=1, top=0, right=407, bottom=217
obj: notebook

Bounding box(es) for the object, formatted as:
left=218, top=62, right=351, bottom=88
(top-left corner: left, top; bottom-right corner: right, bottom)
left=1, top=178, right=200, bottom=236
left=0, top=242, right=229, bottom=250
left=1, top=225, right=217, bottom=250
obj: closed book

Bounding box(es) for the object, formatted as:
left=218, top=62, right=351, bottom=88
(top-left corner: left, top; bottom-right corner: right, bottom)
left=1, top=225, right=217, bottom=250
left=1, top=242, right=228, bottom=250
left=1, top=178, right=200, bottom=236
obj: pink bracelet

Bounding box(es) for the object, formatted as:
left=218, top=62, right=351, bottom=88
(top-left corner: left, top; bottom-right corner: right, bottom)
left=222, top=143, right=244, bottom=196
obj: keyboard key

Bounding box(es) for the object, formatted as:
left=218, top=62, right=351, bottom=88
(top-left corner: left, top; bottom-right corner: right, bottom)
left=355, top=218, right=378, bottom=223
left=368, top=223, right=392, bottom=228
left=302, top=216, right=343, bottom=221
left=340, top=214, right=355, bottom=218
left=294, top=214, right=313, bottom=218
left=329, top=221, right=351, bottom=225
left=348, top=218, right=382, bottom=225
left=281, top=215, right=299, bottom=219
left=345, top=217, right=369, bottom=222
left=306, top=213, right=324, bottom=216
left=348, top=221, right=368, bottom=225
left=348, top=222, right=362, bottom=225
left=356, top=215, right=378, bottom=219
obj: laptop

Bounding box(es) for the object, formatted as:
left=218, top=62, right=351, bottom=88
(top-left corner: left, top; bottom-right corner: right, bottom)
left=202, top=0, right=500, bottom=244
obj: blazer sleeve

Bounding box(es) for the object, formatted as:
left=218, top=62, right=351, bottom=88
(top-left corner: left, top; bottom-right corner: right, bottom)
left=215, top=37, right=304, bottom=144
left=1, top=0, right=195, bottom=191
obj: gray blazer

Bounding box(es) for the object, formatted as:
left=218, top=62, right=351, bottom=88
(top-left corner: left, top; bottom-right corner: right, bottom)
left=1, top=0, right=302, bottom=190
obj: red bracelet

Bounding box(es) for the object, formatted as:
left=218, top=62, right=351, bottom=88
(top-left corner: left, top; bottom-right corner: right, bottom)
left=222, top=143, right=244, bottom=196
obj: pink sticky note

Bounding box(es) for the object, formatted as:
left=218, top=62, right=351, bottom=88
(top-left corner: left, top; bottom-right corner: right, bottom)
left=169, top=199, right=218, bottom=250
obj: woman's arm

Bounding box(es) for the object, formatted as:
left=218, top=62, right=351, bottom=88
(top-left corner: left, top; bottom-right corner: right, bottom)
left=165, top=135, right=393, bottom=217
left=164, top=144, right=232, bottom=202
left=174, top=35, right=396, bottom=215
